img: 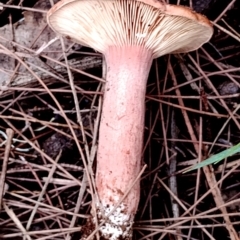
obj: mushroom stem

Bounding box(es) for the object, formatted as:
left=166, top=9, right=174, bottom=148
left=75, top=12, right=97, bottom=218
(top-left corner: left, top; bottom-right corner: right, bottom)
left=95, top=46, right=153, bottom=239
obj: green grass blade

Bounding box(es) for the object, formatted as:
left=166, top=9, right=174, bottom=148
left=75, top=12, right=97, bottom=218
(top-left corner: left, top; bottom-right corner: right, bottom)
left=183, top=142, right=240, bottom=173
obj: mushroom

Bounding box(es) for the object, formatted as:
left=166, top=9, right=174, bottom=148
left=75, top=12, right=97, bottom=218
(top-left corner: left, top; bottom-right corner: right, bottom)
left=47, top=0, right=213, bottom=239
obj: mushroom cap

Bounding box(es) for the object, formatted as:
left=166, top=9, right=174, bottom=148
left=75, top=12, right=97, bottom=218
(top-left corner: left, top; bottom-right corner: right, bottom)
left=47, top=0, right=213, bottom=58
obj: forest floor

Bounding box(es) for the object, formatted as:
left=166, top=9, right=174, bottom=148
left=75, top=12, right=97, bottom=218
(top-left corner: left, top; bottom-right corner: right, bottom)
left=0, top=0, right=240, bottom=239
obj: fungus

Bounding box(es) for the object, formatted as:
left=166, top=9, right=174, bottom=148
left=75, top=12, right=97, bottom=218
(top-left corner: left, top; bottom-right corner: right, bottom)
left=47, top=0, right=213, bottom=239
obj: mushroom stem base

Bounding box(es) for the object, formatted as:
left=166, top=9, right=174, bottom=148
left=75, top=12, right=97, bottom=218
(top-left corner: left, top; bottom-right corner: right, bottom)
left=94, top=46, right=153, bottom=239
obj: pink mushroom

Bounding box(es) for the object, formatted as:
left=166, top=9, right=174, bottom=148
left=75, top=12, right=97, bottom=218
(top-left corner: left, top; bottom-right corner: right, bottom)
left=47, top=0, right=213, bottom=239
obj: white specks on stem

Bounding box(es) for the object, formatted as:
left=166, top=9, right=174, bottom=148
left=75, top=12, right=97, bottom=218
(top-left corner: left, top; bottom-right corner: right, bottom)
left=95, top=202, right=133, bottom=240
